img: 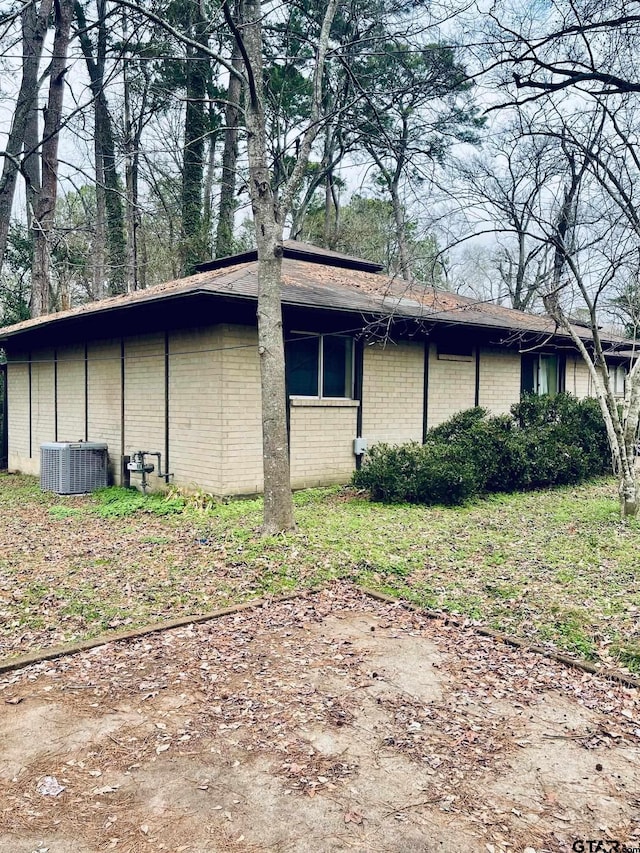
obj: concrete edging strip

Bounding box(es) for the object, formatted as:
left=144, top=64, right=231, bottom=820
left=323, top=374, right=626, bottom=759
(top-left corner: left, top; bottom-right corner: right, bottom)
left=1, top=585, right=638, bottom=691
left=358, top=586, right=640, bottom=691
left=0, top=592, right=303, bottom=676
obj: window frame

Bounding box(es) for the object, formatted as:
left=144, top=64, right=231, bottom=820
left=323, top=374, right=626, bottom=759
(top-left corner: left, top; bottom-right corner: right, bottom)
left=521, top=352, right=565, bottom=397
left=286, top=331, right=355, bottom=400
left=608, top=363, right=627, bottom=397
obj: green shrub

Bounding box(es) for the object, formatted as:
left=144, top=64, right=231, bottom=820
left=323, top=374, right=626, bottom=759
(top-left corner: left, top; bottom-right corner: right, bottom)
left=435, top=415, right=528, bottom=493
left=512, top=392, right=577, bottom=429
left=511, top=393, right=611, bottom=480
left=426, top=406, right=488, bottom=443
left=517, top=426, right=589, bottom=488
left=354, top=393, right=612, bottom=504
left=411, top=444, right=480, bottom=505
left=352, top=442, right=479, bottom=505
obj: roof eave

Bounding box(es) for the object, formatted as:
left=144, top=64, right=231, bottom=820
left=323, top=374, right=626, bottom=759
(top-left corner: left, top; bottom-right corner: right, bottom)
left=0, top=280, right=626, bottom=350
left=0, top=286, right=215, bottom=344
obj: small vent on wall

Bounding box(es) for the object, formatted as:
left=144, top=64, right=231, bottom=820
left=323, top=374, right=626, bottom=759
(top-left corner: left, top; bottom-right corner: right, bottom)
left=40, top=442, right=108, bottom=494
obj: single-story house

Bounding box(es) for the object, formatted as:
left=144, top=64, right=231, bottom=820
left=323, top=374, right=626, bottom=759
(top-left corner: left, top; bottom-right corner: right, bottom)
left=0, top=241, right=629, bottom=494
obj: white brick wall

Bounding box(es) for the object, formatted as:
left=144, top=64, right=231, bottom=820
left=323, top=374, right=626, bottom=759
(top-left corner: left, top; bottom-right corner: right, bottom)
left=168, top=327, right=223, bottom=494
left=7, top=359, right=32, bottom=474
left=57, top=345, right=86, bottom=442
left=87, top=339, right=122, bottom=483
left=362, top=341, right=423, bottom=444
left=566, top=355, right=593, bottom=398
left=427, top=343, right=476, bottom=427
left=31, top=349, right=55, bottom=457
left=478, top=348, right=521, bottom=415
left=289, top=400, right=358, bottom=488
left=125, top=333, right=166, bottom=491
left=219, top=325, right=263, bottom=494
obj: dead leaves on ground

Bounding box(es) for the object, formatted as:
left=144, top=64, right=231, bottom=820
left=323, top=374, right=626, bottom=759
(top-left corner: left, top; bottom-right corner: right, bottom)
left=1, top=584, right=639, bottom=851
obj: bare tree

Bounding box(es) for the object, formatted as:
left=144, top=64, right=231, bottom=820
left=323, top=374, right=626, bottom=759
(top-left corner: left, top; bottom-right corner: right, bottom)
left=228, top=0, right=338, bottom=532
left=496, top=112, right=640, bottom=517
left=454, top=2, right=640, bottom=515
left=483, top=2, right=640, bottom=102
left=32, top=0, right=74, bottom=317
left=0, top=0, right=53, bottom=279
left=542, top=158, right=640, bottom=516
left=214, top=5, right=244, bottom=259
left=450, top=127, right=558, bottom=311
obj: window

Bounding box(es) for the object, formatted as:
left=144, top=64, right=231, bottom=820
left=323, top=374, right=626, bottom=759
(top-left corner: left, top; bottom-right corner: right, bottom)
left=286, top=333, right=354, bottom=398
left=437, top=341, right=474, bottom=362
left=521, top=353, right=565, bottom=396
left=609, top=364, right=626, bottom=396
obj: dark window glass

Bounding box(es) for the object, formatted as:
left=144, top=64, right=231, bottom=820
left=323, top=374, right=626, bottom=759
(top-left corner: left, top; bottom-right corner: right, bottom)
left=286, top=334, right=319, bottom=396
left=437, top=341, right=474, bottom=358
left=521, top=354, right=535, bottom=394
left=323, top=335, right=353, bottom=397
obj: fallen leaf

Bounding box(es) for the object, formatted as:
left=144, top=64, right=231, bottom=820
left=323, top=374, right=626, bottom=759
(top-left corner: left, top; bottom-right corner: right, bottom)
left=344, top=811, right=364, bottom=825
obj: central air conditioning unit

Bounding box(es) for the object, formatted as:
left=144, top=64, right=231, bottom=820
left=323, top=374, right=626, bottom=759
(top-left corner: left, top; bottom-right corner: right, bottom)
left=40, top=442, right=109, bottom=494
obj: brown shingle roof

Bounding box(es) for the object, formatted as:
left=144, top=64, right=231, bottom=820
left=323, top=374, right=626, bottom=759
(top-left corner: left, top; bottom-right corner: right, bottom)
left=0, top=248, right=627, bottom=346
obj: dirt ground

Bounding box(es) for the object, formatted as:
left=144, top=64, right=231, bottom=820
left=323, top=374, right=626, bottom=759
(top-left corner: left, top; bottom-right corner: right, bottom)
left=1, top=584, right=639, bottom=853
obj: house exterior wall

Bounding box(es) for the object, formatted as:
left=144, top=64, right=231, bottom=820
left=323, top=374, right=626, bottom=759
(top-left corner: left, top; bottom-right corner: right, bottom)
left=289, top=399, right=358, bottom=489
left=219, top=325, right=263, bottom=494
left=168, top=327, right=223, bottom=494
left=566, top=355, right=593, bottom=398
left=4, top=321, right=607, bottom=495
left=87, top=339, right=122, bottom=483
left=125, top=333, right=167, bottom=492
left=6, top=330, right=226, bottom=491
left=57, top=345, right=86, bottom=443
left=478, top=348, right=522, bottom=415
left=362, top=341, right=423, bottom=444
left=427, top=343, right=477, bottom=428
left=7, top=359, right=31, bottom=474
left=31, top=349, right=55, bottom=471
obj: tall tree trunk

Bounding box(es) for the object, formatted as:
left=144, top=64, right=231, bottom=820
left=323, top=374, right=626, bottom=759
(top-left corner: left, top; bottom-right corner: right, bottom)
left=93, top=146, right=107, bottom=299
left=123, top=43, right=137, bottom=291
left=389, top=178, right=411, bottom=280
left=75, top=0, right=126, bottom=296
left=124, top=36, right=150, bottom=292
left=202, top=109, right=217, bottom=244
left=31, top=0, right=73, bottom=318
left=242, top=0, right=294, bottom=533
left=181, top=6, right=210, bottom=275
left=215, top=33, right=243, bottom=258
left=236, top=0, right=338, bottom=532
left=138, top=223, right=148, bottom=290
left=0, top=0, right=52, bottom=278
left=367, top=118, right=411, bottom=281
left=23, top=93, right=42, bottom=234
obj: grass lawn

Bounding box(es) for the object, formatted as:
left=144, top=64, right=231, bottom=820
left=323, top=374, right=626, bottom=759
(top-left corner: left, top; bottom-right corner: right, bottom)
left=1, top=472, right=639, bottom=671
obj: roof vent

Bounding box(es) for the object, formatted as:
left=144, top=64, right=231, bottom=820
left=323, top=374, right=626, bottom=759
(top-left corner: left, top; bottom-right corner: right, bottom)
left=40, top=442, right=109, bottom=494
